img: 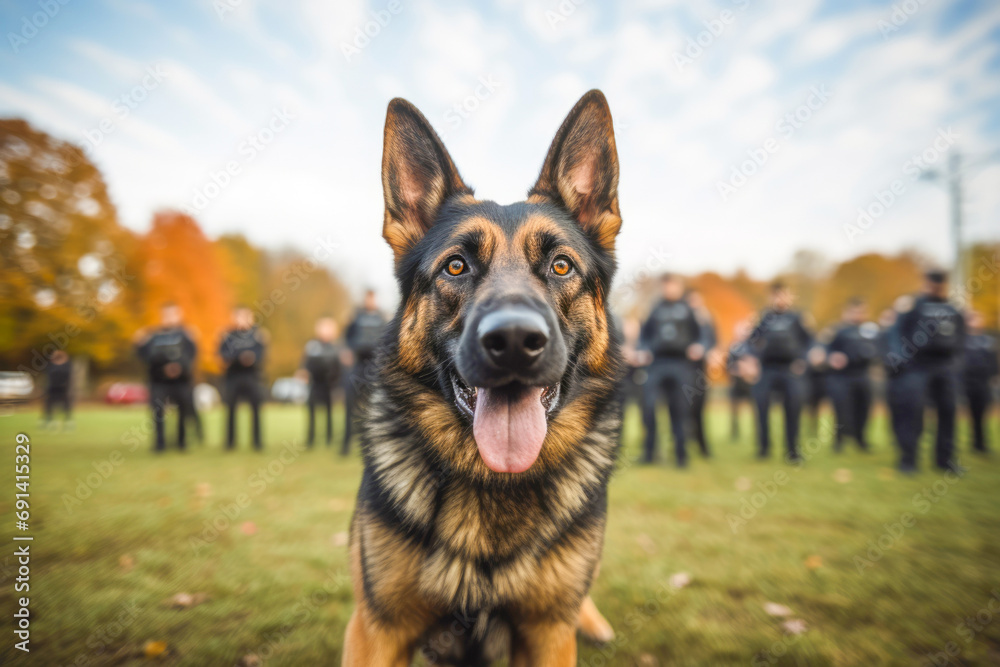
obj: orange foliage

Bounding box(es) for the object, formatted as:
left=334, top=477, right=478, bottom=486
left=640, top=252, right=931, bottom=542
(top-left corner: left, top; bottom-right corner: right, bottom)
left=689, top=272, right=757, bottom=349
left=138, top=210, right=233, bottom=373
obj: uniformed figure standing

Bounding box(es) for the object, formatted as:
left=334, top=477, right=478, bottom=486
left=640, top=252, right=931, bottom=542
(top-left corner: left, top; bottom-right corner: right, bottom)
left=135, top=302, right=198, bottom=452
left=963, top=310, right=998, bottom=454
left=219, top=306, right=267, bottom=451
left=747, top=282, right=813, bottom=462
left=43, top=349, right=73, bottom=429
left=727, top=320, right=754, bottom=442
left=892, top=270, right=966, bottom=473
left=299, top=317, right=344, bottom=448
left=686, top=289, right=716, bottom=458
left=826, top=298, right=879, bottom=452
left=877, top=304, right=914, bottom=451
left=342, top=289, right=386, bottom=455
left=639, top=274, right=705, bottom=467
left=803, top=330, right=829, bottom=437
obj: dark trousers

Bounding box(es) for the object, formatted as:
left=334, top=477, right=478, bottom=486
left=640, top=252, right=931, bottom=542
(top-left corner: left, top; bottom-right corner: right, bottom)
left=343, top=360, right=374, bottom=455
left=225, top=374, right=262, bottom=450
left=150, top=382, right=191, bottom=451
left=753, top=364, right=803, bottom=459
left=44, top=389, right=72, bottom=421
left=641, top=358, right=693, bottom=465
left=966, top=379, right=992, bottom=452
left=307, top=383, right=334, bottom=447
left=886, top=374, right=916, bottom=451
left=804, top=374, right=825, bottom=436
left=690, top=364, right=710, bottom=456
left=827, top=372, right=872, bottom=450
left=182, top=385, right=203, bottom=443
left=730, top=380, right=751, bottom=441
left=896, top=365, right=957, bottom=469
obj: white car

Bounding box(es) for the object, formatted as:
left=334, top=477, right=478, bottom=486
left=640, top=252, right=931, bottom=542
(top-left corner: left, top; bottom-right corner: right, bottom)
left=0, top=372, right=35, bottom=403
left=271, top=377, right=308, bottom=404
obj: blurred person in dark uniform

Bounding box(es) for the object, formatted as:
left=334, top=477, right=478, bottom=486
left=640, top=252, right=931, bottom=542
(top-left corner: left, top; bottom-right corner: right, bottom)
left=877, top=303, right=913, bottom=452
left=803, top=324, right=830, bottom=438
left=298, top=316, right=344, bottom=448
left=963, top=310, right=998, bottom=454
left=747, top=281, right=813, bottom=462
left=43, top=349, right=73, bottom=430
left=219, top=306, right=267, bottom=451
left=893, top=270, right=965, bottom=473
left=686, top=289, right=716, bottom=458
left=135, top=302, right=197, bottom=452
left=342, top=289, right=386, bottom=455
left=727, top=320, right=754, bottom=442
left=826, top=298, right=879, bottom=452
left=639, top=274, right=705, bottom=467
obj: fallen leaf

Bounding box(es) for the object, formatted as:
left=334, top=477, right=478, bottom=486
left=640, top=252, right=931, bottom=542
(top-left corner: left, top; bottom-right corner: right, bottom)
left=764, top=602, right=793, bottom=617
left=636, top=533, right=656, bottom=555
left=782, top=618, right=808, bottom=635
left=119, top=554, right=135, bottom=572
left=637, top=653, right=659, bottom=667
left=241, top=521, right=257, bottom=536
left=164, top=592, right=208, bottom=609
left=331, top=531, right=349, bottom=547
left=676, top=507, right=693, bottom=521
left=669, top=572, right=691, bottom=589
left=156, top=496, right=172, bottom=508
left=143, top=640, right=168, bottom=658
left=833, top=468, right=852, bottom=484
left=195, top=483, right=212, bottom=498
left=805, top=555, right=823, bottom=570
left=238, top=655, right=262, bottom=667
left=734, top=477, right=753, bottom=491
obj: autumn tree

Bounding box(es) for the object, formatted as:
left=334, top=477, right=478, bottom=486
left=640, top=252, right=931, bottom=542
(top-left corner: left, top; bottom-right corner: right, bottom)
left=256, top=250, right=352, bottom=378
left=963, top=242, right=1000, bottom=329
left=137, top=210, right=233, bottom=374
left=0, top=119, right=142, bottom=376
left=215, top=233, right=265, bottom=307
left=811, top=253, right=924, bottom=327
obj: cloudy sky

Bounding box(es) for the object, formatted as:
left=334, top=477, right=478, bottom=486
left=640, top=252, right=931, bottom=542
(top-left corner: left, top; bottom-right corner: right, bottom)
left=2, top=0, right=999, bottom=301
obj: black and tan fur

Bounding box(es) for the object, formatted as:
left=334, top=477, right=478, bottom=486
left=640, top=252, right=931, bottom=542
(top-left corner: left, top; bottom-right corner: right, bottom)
left=344, top=90, right=624, bottom=666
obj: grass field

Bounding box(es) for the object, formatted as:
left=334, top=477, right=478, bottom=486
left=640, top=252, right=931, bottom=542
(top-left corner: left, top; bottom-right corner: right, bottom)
left=0, top=400, right=998, bottom=666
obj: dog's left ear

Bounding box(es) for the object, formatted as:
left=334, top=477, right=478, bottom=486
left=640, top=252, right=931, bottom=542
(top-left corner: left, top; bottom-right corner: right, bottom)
left=381, top=98, right=472, bottom=261
left=529, top=89, right=621, bottom=251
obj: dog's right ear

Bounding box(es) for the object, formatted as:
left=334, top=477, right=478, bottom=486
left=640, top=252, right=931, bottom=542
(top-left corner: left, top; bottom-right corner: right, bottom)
left=381, top=98, right=472, bottom=261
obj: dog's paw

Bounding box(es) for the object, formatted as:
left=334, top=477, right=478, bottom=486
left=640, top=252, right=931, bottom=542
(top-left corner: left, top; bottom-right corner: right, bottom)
left=578, top=595, right=615, bottom=644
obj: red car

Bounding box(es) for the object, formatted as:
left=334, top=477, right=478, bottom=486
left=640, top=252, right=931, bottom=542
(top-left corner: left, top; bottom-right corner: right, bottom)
left=105, top=382, right=149, bottom=404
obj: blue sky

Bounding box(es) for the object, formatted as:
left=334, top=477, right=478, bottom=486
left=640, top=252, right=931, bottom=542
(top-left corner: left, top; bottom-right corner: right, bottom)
left=2, top=0, right=999, bottom=301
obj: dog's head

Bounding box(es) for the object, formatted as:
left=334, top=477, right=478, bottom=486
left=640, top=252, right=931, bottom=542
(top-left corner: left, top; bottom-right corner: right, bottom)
left=379, top=90, right=621, bottom=476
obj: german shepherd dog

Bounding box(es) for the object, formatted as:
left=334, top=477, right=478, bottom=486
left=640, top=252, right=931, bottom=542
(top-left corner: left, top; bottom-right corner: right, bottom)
left=344, top=90, right=623, bottom=666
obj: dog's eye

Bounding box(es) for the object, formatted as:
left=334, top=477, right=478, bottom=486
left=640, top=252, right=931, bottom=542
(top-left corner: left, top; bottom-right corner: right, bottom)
left=550, top=256, right=573, bottom=276
left=445, top=256, right=467, bottom=276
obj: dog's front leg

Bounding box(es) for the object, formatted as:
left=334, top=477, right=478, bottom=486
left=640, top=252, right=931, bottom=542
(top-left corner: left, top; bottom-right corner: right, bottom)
left=342, top=600, right=419, bottom=667
left=510, top=619, right=577, bottom=667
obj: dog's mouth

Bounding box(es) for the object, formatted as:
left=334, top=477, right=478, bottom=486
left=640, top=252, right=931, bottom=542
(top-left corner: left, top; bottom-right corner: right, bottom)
left=451, top=373, right=560, bottom=474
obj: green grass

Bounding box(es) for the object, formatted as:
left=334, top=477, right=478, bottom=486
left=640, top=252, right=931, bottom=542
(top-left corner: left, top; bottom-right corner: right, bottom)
left=1, top=401, right=999, bottom=666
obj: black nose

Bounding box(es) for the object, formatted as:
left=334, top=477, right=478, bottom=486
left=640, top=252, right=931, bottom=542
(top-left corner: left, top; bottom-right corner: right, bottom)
left=478, top=307, right=549, bottom=372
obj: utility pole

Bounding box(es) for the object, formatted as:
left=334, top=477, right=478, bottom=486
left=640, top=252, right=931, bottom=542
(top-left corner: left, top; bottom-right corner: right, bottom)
left=947, top=151, right=964, bottom=289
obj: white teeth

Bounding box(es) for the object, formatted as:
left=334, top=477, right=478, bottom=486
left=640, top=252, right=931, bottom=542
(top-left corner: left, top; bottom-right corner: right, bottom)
left=450, top=374, right=560, bottom=417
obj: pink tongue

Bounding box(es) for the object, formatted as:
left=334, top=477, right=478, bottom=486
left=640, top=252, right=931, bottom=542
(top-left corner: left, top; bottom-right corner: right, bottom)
left=472, top=386, right=547, bottom=473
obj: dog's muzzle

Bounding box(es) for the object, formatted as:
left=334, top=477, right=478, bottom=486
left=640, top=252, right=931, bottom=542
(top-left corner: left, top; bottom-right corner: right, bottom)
left=456, top=300, right=567, bottom=389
